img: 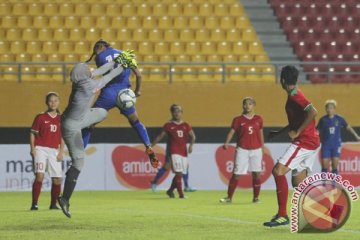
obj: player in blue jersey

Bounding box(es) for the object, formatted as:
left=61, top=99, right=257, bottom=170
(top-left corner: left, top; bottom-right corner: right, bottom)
left=317, top=99, right=360, bottom=174
left=83, top=39, right=158, bottom=167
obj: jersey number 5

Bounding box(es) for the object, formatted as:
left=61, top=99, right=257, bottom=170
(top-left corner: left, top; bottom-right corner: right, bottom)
left=248, top=126, right=253, bottom=135
left=177, top=130, right=184, bottom=138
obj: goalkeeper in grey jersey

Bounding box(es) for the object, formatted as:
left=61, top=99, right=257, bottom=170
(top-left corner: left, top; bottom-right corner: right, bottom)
left=58, top=51, right=134, bottom=218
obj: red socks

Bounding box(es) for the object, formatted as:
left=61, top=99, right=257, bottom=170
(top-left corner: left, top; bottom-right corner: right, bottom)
left=275, top=175, right=288, bottom=217
left=168, top=175, right=184, bottom=198
left=51, top=184, right=61, bottom=205
left=227, top=175, right=238, bottom=200
left=32, top=180, right=42, bottom=204
left=253, top=178, right=261, bottom=200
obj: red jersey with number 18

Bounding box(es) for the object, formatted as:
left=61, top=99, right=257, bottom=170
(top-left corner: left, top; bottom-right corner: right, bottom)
left=163, top=121, right=192, bottom=157
left=31, top=112, right=62, bottom=149
left=231, top=114, right=263, bottom=150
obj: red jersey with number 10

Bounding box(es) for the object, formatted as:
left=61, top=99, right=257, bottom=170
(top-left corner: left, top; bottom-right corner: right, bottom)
left=31, top=112, right=62, bottom=149
left=163, top=121, right=192, bottom=157
left=231, top=114, right=263, bottom=150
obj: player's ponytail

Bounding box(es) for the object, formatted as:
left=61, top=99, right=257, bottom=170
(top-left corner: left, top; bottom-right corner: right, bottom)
left=86, top=39, right=111, bottom=63
left=46, top=92, right=61, bottom=114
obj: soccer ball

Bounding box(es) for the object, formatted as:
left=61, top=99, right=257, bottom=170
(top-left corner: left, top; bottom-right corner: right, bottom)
left=116, top=89, right=136, bottom=109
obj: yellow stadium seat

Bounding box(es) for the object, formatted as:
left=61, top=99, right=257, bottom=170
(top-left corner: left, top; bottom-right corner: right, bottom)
left=197, top=67, right=212, bottom=81
left=48, top=53, right=62, bottom=62
left=198, top=3, right=213, bottom=16
left=211, top=28, right=225, bottom=41
left=195, top=29, right=209, bottom=41
left=179, top=29, right=194, bottom=42
left=255, top=54, right=270, bottom=62
left=17, top=16, right=32, bottom=28
left=75, top=3, right=90, bottom=15
left=189, top=16, right=203, bottom=28
left=248, top=42, right=264, bottom=55
left=229, top=3, right=245, bottom=16
left=262, top=66, right=276, bottom=81
left=183, top=3, right=198, bottom=16
left=223, top=54, right=238, bottom=62
left=205, top=17, right=219, bottom=29
left=59, top=3, right=74, bottom=15
left=0, top=3, right=11, bottom=16
left=44, top=3, right=58, bottom=15
left=102, top=29, right=117, bottom=40
left=153, top=4, right=167, bottom=16
left=178, top=67, right=197, bottom=81
left=63, top=54, right=77, bottom=62
left=191, top=55, right=206, bottom=62
left=38, top=29, right=53, bottom=41
left=148, top=29, right=162, bottom=42
left=122, top=4, right=136, bottom=16
left=6, top=28, right=21, bottom=41
left=117, top=29, right=132, bottom=40
left=173, top=16, right=188, bottom=29
left=32, top=53, right=47, bottom=62
left=21, top=66, right=35, bottom=81
left=235, top=17, right=250, bottom=29
left=1, top=66, right=18, bottom=81
left=27, top=41, right=42, bottom=54
left=138, top=42, right=153, bottom=54
left=227, top=66, right=246, bottom=81
left=49, top=16, right=64, bottom=28
left=51, top=66, right=65, bottom=82
left=0, top=41, right=10, bottom=54
left=75, top=41, right=90, bottom=54
left=58, top=41, right=74, bottom=54
left=221, top=17, right=235, bottom=29
left=246, top=67, right=262, bottom=81
left=35, top=67, right=51, bottom=81
left=106, top=4, right=121, bottom=16
left=143, top=16, right=156, bottom=29
left=232, top=41, right=247, bottom=54
left=28, top=3, right=43, bottom=15
left=239, top=54, right=253, bottom=62
left=154, top=42, right=169, bottom=55
left=33, top=16, right=48, bottom=28
left=159, top=55, right=174, bottom=62
left=90, top=3, right=106, bottom=16
left=127, top=16, right=141, bottom=29
left=143, top=55, right=158, bottom=62
left=112, top=16, right=126, bottom=27
left=138, top=3, right=151, bottom=15
left=85, top=28, right=101, bottom=41
left=65, top=16, right=80, bottom=28
left=201, top=42, right=216, bottom=54
left=227, top=28, right=242, bottom=41
left=96, top=16, right=111, bottom=28
left=158, top=16, right=172, bottom=29
left=170, top=42, right=185, bottom=55
left=0, top=53, right=15, bottom=62
left=242, top=28, right=257, bottom=42
left=2, top=16, right=16, bottom=28
left=0, top=29, right=5, bottom=39
left=122, top=42, right=138, bottom=51
left=185, top=42, right=200, bottom=54
left=133, top=29, right=147, bottom=42
left=168, top=3, right=182, bottom=16
left=164, top=29, right=179, bottom=42
left=16, top=53, right=31, bottom=62
left=214, top=4, right=228, bottom=16
left=22, top=28, right=37, bottom=41
left=80, top=16, right=96, bottom=28
left=217, top=41, right=231, bottom=54
left=69, top=28, right=85, bottom=41
left=207, top=54, right=221, bottom=62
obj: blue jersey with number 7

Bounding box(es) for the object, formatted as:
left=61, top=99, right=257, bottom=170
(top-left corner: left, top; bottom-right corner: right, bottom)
left=317, top=114, right=348, bottom=147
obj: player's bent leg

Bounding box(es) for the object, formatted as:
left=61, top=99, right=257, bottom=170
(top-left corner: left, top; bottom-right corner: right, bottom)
left=291, top=169, right=307, bottom=188
left=220, top=174, right=240, bottom=203
left=31, top=172, right=44, bottom=210
left=252, top=172, right=261, bottom=203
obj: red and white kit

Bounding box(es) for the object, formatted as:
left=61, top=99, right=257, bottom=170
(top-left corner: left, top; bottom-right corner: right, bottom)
left=278, top=88, right=320, bottom=175
left=31, top=112, right=62, bottom=177
left=163, top=121, right=192, bottom=174
left=231, top=114, right=263, bottom=175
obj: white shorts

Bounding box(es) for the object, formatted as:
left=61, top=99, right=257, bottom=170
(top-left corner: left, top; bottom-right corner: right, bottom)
left=34, top=146, right=62, bottom=178
left=233, top=147, right=263, bottom=175
left=278, top=144, right=320, bottom=176
left=171, top=154, right=188, bottom=174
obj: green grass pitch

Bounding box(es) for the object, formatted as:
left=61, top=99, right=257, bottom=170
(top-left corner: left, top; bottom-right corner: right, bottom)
left=0, top=190, right=359, bottom=240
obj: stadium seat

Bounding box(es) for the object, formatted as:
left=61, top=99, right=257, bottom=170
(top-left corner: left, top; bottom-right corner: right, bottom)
left=191, top=54, right=206, bottom=62
left=168, top=3, right=182, bottom=16
left=211, top=29, right=226, bottom=41
left=49, top=16, right=64, bottom=28
left=158, top=16, right=172, bottom=29
left=27, top=41, right=42, bottom=54
left=223, top=54, right=238, bottom=62
left=174, top=16, right=188, bottom=29
left=232, top=41, right=247, bottom=54
left=159, top=55, right=175, bottom=62
left=65, top=16, right=80, bottom=28
left=102, top=29, right=117, bottom=40
left=6, top=28, right=21, bottom=41
left=96, top=16, right=111, bottom=28
left=127, top=16, right=141, bottom=29
left=185, top=42, right=201, bottom=54
left=58, top=42, right=74, bottom=54
left=220, top=17, right=235, bottom=29
left=38, top=29, right=53, bottom=41
left=28, top=3, right=43, bottom=15
left=154, top=42, right=169, bottom=55
left=138, top=42, right=153, bottom=54
left=183, top=3, right=198, bottom=16
left=207, top=54, right=222, bottom=62
left=75, top=3, right=90, bottom=15
left=117, top=29, right=132, bottom=41
left=112, top=16, right=126, bottom=28
left=189, top=16, right=203, bottom=28
left=32, top=53, right=47, bottom=62
left=121, top=4, right=136, bottom=16
left=43, top=3, right=58, bottom=15
left=195, top=29, right=210, bottom=41
left=0, top=3, right=11, bottom=16
left=0, top=53, right=15, bottom=62
left=48, top=53, right=62, bottom=62
left=217, top=41, right=231, bottom=54
left=2, top=16, right=16, bottom=28
left=138, top=3, right=151, bottom=15
left=148, top=29, right=162, bottom=42
left=22, top=28, right=37, bottom=41
left=18, top=16, right=32, bottom=28
left=0, top=41, right=10, bottom=54
left=153, top=4, right=167, bottom=16
left=33, top=16, right=48, bottom=28
left=143, top=16, right=157, bottom=29
left=201, top=42, right=216, bottom=54
left=59, top=3, right=74, bottom=15
left=179, top=29, right=195, bottom=42
left=214, top=4, right=228, bottom=16
left=198, top=3, right=213, bottom=16
left=170, top=42, right=185, bottom=55
left=175, top=55, right=191, bottom=62
left=75, top=42, right=90, bottom=54
left=90, top=3, right=106, bottom=16
left=69, top=28, right=85, bottom=41
left=80, top=16, right=96, bottom=29
left=16, top=53, right=31, bottom=62
left=164, top=29, right=179, bottom=42
left=85, top=28, right=101, bottom=41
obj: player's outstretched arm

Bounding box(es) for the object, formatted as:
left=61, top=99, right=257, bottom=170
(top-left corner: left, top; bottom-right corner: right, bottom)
left=289, top=105, right=317, bottom=140
left=346, top=125, right=360, bottom=141
left=91, top=62, right=115, bottom=78
left=132, top=68, right=142, bottom=97
left=151, top=130, right=167, bottom=147
left=223, top=128, right=235, bottom=150
left=95, top=66, right=124, bottom=91
left=188, top=130, right=196, bottom=154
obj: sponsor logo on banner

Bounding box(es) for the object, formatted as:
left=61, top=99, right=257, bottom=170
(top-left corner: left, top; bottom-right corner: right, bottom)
left=112, top=145, right=168, bottom=189
left=215, top=146, right=274, bottom=188
left=336, top=143, right=360, bottom=187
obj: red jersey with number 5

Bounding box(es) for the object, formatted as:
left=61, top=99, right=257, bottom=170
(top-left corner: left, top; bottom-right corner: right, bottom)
left=231, top=114, right=263, bottom=150
left=31, top=112, right=62, bottom=149
left=164, top=121, right=192, bottom=157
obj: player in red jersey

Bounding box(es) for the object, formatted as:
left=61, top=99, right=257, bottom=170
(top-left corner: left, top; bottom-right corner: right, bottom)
left=30, top=92, right=64, bottom=210
left=263, top=66, right=320, bottom=227
left=152, top=104, right=196, bottom=198
left=220, top=97, right=264, bottom=203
